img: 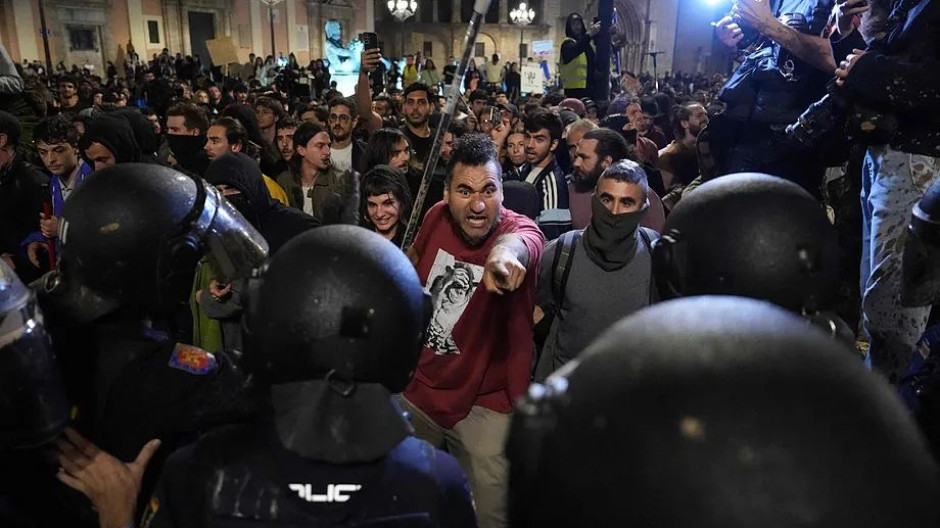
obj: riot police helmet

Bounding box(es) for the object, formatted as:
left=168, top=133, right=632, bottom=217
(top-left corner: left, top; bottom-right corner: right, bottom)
left=55, top=163, right=268, bottom=319
left=244, top=225, right=429, bottom=393
left=508, top=296, right=940, bottom=527
left=652, top=173, right=839, bottom=313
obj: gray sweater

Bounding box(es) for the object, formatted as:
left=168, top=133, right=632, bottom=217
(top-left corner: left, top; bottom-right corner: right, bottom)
left=534, top=228, right=658, bottom=380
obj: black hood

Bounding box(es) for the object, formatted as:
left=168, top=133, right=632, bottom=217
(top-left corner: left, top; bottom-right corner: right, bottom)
left=80, top=115, right=141, bottom=165
left=566, top=13, right=585, bottom=39
left=205, top=152, right=276, bottom=218
left=113, top=108, right=158, bottom=155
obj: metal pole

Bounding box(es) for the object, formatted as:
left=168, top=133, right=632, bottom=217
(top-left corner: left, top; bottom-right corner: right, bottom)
left=37, top=0, right=53, bottom=82
left=400, top=0, right=493, bottom=249
left=519, top=25, right=524, bottom=64
left=269, top=6, right=276, bottom=58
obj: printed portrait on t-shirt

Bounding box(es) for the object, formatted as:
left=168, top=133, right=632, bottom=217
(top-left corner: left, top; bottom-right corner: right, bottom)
left=424, top=249, right=484, bottom=355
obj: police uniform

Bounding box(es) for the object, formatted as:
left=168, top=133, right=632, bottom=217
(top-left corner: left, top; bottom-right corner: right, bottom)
left=142, top=226, right=477, bottom=528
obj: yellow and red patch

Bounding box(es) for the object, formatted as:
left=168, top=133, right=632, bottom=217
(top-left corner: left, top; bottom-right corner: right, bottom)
left=168, top=343, right=217, bottom=375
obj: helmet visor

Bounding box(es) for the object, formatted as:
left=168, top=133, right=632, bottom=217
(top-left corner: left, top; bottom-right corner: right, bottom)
left=198, top=184, right=270, bottom=280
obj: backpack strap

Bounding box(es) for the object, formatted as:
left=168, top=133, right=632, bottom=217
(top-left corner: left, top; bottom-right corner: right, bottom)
left=551, top=230, right=582, bottom=309
left=637, top=228, right=656, bottom=304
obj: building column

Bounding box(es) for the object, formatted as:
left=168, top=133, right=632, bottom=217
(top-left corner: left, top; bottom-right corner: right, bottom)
left=287, top=0, right=297, bottom=54
left=12, top=0, right=38, bottom=62
left=127, top=0, right=146, bottom=50
left=366, top=0, right=375, bottom=31
left=250, top=0, right=264, bottom=55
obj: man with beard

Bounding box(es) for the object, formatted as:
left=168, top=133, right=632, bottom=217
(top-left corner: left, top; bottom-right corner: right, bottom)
left=401, top=133, right=544, bottom=528
left=657, top=102, right=707, bottom=190
left=570, top=128, right=631, bottom=230
left=533, top=159, right=657, bottom=379
left=275, top=116, right=298, bottom=166
left=56, top=76, right=90, bottom=114
left=327, top=97, right=367, bottom=173
left=401, top=82, right=434, bottom=172
left=165, top=102, right=211, bottom=176
left=277, top=121, right=358, bottom=225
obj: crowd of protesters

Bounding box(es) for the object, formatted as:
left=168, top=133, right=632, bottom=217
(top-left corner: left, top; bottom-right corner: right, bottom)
left=2, top=0, right=940, bottom=524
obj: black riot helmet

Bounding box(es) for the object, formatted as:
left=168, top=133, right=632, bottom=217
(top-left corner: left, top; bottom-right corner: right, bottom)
left=652, top=173, right=839, bottom=313
left=244, top=225, right=430, bottom=393
left=55, top=163, right=268, bottom=319
left=0, top=260, right=68, bottom=449
left=508, top=296, right=940, bottom=528
left=902, top=178, right=940, bottom=306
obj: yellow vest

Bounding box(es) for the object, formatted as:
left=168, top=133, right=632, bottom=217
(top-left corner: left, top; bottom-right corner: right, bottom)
left=559, top=38, right=588, bottom=90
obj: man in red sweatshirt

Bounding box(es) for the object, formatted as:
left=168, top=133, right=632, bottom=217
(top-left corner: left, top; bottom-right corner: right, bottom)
left=403, top=133, right=544, bottom=528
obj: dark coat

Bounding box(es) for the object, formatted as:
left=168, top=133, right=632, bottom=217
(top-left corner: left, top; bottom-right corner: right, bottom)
left=205, top=152, right=319, bottom=255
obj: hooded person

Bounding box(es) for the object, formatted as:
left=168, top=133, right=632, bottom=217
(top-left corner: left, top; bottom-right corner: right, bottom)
left=113, top=107, right=161, bottom=164
left=78, top=114, right=141, bottom=171
left=193, top=153, right=318, bottom=352
left=560, top=13, right=597, bottom=100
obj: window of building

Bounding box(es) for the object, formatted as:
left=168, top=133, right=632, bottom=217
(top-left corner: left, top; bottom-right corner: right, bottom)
left=423, top=41, right=433, bottom=56
left=147, top=21, right=160, bottom=45
left=461, top=0, right=473, bottom=22
left=437, top=0, right=452, bottom=22
left=143, top=17, right=164, bottom=47
left=418, top=0, right=433, bottom=22
left=485, top=0, right=500, bottom=23
left=68, top=27, right=97, bottom=52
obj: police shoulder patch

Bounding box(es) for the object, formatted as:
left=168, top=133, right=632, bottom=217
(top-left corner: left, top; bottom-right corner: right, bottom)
left=168, top=343, right=217, bottom=375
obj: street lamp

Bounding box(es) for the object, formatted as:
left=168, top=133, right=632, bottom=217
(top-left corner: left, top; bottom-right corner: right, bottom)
left=259, top=0, right=285, bottom=59
left=510, top=2, right=535, bottom=63
left=387, top=0, right=417, bottom=57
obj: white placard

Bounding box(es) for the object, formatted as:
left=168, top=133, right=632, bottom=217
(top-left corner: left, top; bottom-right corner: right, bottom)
left=521, top=63, right=543, bottom=94
left=296, top=25, right=309, bottom=52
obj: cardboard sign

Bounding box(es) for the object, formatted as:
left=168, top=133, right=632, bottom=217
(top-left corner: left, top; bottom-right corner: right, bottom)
left=205, top=37, right=239, bottom=65
left=521, top=63, right=543, bottom=94
left=532, top=40, right=554, bottom=56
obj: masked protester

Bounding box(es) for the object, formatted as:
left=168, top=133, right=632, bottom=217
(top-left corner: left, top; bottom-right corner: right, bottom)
left=193, top=152, right=319, bottom=351
left=509, top=296, right=940, bottom=528
left=36, top=164, right=268, bottom=528
left=534, top=159, right=658, bottom=380
left=141, top=226, right=476, bottom=528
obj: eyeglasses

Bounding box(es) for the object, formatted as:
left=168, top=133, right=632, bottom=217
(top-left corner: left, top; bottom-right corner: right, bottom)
left=329, top=114, right=351, bottom=123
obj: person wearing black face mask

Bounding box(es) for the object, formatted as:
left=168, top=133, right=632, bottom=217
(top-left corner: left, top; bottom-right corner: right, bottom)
left=533, top=159, right=658, bottom=380
left=194, top=152, right=319, bottom=351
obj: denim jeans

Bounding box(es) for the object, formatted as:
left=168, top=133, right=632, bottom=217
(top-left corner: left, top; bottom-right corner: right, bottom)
left=860, top=145, right=940, bottom=382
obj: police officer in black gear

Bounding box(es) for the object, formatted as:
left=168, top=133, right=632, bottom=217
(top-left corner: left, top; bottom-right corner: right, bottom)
left=898, top=178, right=940, bottom=460
left=508, top=296, right=940, bottom=527
left=142, top=226, right=476, bottom=528
left=34, top=163, right=268, bottom=526
left=0, top=259, right=70, bottom=526
left=651, top=172, right=852, bottom=343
